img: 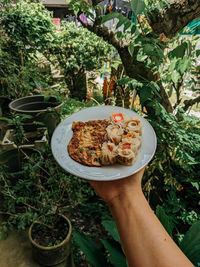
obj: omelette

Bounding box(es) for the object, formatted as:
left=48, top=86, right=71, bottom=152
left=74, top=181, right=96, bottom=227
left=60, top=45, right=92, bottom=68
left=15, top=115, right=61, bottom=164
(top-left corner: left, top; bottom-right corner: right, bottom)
left=68, top=119, right=109, bottom=166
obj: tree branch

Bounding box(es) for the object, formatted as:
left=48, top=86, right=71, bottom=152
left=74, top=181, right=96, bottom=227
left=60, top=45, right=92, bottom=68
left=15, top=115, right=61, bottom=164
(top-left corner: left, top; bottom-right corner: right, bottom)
left=173, top=78, right=183, bottom=109
left=148, top=0, right=200, bottom=38
left=77, top=11, right=123, bottom=50
left=183, top=95, right=200, bottom=111
left=76, top=2, right=173, bottom=113
left=92, top=0, right=103, bottom=6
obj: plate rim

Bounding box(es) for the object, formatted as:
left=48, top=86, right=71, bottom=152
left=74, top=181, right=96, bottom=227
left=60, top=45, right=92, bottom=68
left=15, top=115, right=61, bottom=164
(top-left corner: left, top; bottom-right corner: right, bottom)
left=51, top=105, right=157, bottom=181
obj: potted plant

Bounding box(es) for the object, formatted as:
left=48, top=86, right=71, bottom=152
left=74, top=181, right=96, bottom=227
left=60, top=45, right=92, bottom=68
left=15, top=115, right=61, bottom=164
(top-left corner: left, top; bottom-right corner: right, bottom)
left=0, top=96, right=11, bottom=117
left=0, top=96, right=12, bottom=143
left=0, top=145, right=74, bottom=266
left=28, top=214, right=74, bottom=266
left=0, top=114, right=48, bottom=151
left=9, top=95, right=64, bottom=137
left=0, top=147, right=42, bottom=179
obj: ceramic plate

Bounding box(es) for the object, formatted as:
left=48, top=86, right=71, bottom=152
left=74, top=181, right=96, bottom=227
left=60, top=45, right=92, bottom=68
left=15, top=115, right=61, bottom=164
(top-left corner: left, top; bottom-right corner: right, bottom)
left=51, top=106, right=157, bottom=181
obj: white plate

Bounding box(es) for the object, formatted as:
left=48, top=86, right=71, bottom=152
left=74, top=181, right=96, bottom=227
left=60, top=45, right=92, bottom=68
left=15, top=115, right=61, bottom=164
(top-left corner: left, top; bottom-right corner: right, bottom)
left=51, top=106, right=157, bottom=181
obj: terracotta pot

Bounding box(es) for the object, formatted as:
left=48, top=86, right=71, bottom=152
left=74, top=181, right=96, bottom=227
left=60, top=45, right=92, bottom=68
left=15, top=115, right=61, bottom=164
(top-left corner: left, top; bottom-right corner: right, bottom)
left=28, top=215, right=74, bottom=267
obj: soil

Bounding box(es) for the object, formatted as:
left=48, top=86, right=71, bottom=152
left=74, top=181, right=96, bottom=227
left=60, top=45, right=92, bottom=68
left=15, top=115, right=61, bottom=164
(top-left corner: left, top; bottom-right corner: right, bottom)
left=31, top=215, right=69, bottom=247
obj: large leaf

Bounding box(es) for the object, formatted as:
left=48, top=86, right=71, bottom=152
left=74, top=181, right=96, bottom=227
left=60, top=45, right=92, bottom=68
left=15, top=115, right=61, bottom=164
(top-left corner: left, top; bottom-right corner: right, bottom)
left=128, top=41, right=135, bottom=56
left=178, top=57, right=190, bottom=74
left=131, top=0, right=145, bottom=16
left=196, top=49, right=200, bottom=57
left=101, top=12, right=119, bottom=23
left=102, top=220, right=121, bottom=243
left=123, top=20, right=132, bottom=32
left=168, top=42, right=188, bottom=59
left=171, top=71, right=180, bottom=84
left=139, top=86, right=153, bottom=103
left=72, top=230, right=107, bottom=267
left=179, top=221, right=200, bottom=266
left=156, top=205, right=174, bottom=237
left=101, top=239, right=127, bottom=267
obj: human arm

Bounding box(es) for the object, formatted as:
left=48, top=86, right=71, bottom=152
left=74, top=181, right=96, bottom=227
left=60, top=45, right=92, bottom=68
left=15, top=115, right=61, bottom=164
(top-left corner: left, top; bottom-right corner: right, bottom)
left=89, top=168, right=194, bottom=267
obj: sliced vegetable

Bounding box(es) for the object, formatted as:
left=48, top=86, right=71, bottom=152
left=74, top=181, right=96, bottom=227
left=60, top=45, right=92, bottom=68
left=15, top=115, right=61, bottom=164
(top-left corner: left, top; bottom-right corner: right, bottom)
left=113, top=113, right=124, bottom=122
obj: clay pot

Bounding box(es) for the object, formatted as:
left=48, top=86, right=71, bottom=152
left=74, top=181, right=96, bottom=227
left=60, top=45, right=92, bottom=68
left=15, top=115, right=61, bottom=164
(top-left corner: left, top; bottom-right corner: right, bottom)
left=28, top=215, right=74, bottom=267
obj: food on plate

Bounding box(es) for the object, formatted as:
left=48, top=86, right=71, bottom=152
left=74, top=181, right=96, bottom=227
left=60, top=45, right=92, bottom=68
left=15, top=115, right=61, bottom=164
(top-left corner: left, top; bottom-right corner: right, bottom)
left=117, top=145, right=136, bottom=166
left=68, top=119, right=109, bottom=167
left=106, top=124, right=124, bottom=145
left=111, top=112, right=124, bottom=123
left=68, top=112, right=142, bottom=167
left=122, top=132, right=142, bottom=150
left=100, top=142, right=118, bottom=165
left=126, top=118, right=142, bottom=135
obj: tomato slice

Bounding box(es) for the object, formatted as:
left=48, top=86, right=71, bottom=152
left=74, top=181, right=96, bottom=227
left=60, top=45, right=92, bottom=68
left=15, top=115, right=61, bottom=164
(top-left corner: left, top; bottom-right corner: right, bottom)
left=113, top=113, right=124, bottom=122
left=122, top=143, right=131, bottom=150
left=107, top=144, right=113, bottom=152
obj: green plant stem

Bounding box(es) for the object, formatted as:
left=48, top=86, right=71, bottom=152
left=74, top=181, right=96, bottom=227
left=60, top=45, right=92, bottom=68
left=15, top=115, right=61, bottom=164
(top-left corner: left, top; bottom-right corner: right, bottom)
left=20, top=148, right=50, bottom=177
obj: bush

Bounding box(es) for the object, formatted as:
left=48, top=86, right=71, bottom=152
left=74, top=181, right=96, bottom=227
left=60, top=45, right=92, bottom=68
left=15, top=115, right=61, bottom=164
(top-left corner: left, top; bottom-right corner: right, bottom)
left=0, top=0, right=55, bottom=98
left=47, top=22, right=112, bottom=100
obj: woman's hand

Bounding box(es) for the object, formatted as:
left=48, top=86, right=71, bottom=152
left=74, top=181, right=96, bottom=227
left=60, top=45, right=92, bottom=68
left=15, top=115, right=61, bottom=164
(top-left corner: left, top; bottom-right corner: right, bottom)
left=89, top=167, right=145, bottom=204
left=88, top=167, right=193, bottom=267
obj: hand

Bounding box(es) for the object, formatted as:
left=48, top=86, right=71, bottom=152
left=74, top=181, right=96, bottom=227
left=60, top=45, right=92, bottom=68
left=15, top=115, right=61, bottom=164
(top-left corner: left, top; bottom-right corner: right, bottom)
left=89, top=167, right=145, bottom=204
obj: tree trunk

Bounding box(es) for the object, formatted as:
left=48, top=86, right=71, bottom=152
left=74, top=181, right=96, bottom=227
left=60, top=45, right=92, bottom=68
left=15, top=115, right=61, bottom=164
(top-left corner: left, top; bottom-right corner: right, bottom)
left=77, top=0, right=200, bottom=113
left=118, top=48, right=173, bottom=113
left=71, top=69, right=87, bottom=101
left=148, top=0, right=200, bottom=38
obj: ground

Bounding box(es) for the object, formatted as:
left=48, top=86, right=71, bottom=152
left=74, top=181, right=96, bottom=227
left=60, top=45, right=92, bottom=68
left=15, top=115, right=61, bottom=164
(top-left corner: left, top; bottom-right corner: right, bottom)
left=0, top=226, right=72, bottom=267
left=0, top=229, right=39, bottom=267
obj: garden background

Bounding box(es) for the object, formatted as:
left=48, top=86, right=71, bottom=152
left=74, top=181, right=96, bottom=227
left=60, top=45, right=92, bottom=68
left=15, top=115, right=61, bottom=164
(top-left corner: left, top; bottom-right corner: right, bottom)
left=0, top=0, right=200, bottom=266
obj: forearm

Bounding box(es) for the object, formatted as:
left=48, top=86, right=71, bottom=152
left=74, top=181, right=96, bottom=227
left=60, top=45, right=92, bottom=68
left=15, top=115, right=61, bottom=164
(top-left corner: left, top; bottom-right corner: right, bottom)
left=108, top=189, right=193, bottom=267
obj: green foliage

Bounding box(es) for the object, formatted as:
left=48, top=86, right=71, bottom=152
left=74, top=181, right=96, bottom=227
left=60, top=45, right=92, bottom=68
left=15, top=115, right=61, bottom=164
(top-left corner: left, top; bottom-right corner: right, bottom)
left=47, top=23, right=111, bottom=99
left=1, top=114, right=34, bottom=146
left=101, top=12, right=120, bottom=24
left=179, top=221, right=200, bottom=266
left=59, top=22, right=111, bottom=72
left=168, top=41, right=188, bottom=59
left=143, top=108, right=200, bottom=249
left=61, top=97, right=97, bottom=118
left=102, top=220, right=121, bottom=244
left=101, top=239, right=127, bottom=267
left=156, top=205, right=174, bottom=237
left=73, top=230, right=108, bottom=267
left=0, top=0, right=55, bottom=98
left=1, top=0, right=55, bottom=54
left=0, top=145, right=70, bottom=238
left=73, top=219, right=127, bottom=267
left=0, top=0, right=12, bottom=8
left=144, top=0, right=168, bottom=10
left=131, top=0, right=146, bottom=16
left=161, top=35, right=199, bottom=107
left=68, top=0, right=93, bottom=17
left=0, top=44, right=50, bottom=98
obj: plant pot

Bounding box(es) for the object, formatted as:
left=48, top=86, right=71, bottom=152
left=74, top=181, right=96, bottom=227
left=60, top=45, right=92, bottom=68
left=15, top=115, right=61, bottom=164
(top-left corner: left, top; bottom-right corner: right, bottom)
left=0, top=147, right=42, bottom=177
left=0, top=119, right=8, bottom=146
left=0, top=96, right=12, bottom=117
left=1, top=127, right=48, bottom=151
left=9, top=95, right=64, bottom=136
left=28, top=214, right=74, bottom=267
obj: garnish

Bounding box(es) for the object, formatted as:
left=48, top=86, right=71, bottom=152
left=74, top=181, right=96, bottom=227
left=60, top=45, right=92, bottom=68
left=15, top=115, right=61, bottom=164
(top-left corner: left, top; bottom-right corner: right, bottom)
left=112, top=113, right=124, bottom=122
